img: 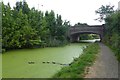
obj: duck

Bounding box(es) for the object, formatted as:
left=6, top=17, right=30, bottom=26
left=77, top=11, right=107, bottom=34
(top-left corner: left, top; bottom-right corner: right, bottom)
left=28, top=61, right=35, bottom=64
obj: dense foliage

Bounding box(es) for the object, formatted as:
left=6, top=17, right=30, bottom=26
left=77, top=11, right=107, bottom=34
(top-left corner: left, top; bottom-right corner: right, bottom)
left=95, top=5, right=114, bottom=22
left=53, top=43, right=99, bottom=78
left=96, top=5, right=120, bottom=61
left=104, top=11, right=120, bottom=61
left=0, top=2, right=1, bottom=34
left=2, top=1, right=70, bottom=51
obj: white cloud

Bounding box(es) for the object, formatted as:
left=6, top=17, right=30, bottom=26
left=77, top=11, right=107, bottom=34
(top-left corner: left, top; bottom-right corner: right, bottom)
left=3, top=0, right=120, bottom=25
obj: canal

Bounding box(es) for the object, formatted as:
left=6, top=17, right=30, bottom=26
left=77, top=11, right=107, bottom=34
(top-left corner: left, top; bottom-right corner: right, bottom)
left=2, top=43, right=89, bottom=78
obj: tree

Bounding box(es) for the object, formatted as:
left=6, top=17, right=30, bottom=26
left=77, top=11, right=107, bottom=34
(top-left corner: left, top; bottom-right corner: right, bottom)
left=95, top=5, right=114, bottom=22
left=14, top=1, right=23, bottom=12
left=2, top=1, right=70, bottom=51
left=56, top=14, right=62, bottom=27
left=22, top=1, right=30, bottom=14
left=47, top=10, right=56, bottom=37
left=2, top=2, right=15, bottom=49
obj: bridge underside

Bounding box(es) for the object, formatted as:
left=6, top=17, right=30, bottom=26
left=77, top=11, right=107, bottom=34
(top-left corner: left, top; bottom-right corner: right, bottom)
left=69, top=32, right=103, bottom=42
left=68, top=25, right=104, bottom=42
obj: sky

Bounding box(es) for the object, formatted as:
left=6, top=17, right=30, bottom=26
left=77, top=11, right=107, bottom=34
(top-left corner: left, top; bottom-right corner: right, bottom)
left=2, top=0, right=120, bottom=26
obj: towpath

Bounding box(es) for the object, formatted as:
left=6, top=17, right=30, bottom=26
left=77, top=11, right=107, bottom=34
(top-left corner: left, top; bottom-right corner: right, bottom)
left=85, top=43, right=118, bottom=78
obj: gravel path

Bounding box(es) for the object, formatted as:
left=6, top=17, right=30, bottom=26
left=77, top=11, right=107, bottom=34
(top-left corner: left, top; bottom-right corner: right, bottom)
left=85, top=43, right=118, bottom=78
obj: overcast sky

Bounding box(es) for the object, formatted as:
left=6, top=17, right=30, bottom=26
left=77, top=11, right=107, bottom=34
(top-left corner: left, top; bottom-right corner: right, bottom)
left=3, top=0, right=120, bottom=26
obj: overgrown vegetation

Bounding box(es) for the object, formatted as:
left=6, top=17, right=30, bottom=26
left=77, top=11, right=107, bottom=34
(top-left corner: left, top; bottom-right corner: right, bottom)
left=2, top=1, right=70, bottom=51
left=95, top=4, right=120, bottom=61
left=104, top=11, right=120, bottom=61
left=53, top=43, right=99, bottom=78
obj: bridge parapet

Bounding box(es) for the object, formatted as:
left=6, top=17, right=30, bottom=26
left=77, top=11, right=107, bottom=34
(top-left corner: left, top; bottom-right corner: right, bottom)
left=70, top=26, right=103, bottom=35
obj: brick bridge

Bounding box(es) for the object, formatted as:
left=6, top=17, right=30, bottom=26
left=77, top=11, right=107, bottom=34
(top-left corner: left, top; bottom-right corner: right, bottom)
left=68, top=24, right=104, bottom=42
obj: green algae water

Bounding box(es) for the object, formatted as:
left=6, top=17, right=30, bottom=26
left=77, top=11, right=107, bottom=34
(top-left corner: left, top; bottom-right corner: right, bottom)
left=2, top=43, right=88, bottom=78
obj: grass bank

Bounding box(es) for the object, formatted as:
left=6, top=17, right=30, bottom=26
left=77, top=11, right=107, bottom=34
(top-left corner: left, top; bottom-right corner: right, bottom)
left=53, top=43, right=100, bottom=78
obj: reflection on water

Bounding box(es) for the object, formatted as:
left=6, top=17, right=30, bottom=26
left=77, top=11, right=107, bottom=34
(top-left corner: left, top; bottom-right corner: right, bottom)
left=80, top=39, right=100, bottom=43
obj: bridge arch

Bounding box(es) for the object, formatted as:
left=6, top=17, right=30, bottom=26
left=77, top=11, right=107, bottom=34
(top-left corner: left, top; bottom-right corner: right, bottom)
left=70, top=32, right=102, bottom=42
left=68, top=25, right=104, bottom=42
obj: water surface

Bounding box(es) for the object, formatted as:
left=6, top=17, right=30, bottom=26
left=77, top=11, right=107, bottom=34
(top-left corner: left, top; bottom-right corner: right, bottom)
left=2, top=43, right=87, bottom=78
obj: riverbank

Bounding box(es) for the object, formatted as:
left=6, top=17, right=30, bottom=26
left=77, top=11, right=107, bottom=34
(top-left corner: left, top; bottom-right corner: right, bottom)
left=53, top=43, right=100, bottom=78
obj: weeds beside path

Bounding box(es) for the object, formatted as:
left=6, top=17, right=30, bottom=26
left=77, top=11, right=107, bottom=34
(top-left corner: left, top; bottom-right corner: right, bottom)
left=85, top=43, right=118, bottom=78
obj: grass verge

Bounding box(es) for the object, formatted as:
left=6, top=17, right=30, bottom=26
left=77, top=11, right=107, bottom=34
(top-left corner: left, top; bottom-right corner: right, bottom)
left=53, top=43, right=100, bottom=78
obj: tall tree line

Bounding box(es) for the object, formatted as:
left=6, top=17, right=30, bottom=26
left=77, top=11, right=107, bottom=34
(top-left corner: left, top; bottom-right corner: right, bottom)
left=2, top=1, right=70, bottom=51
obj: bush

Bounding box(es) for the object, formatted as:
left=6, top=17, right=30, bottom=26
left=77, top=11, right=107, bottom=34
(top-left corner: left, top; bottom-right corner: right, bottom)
left=104, top=11, right=120, bottom=62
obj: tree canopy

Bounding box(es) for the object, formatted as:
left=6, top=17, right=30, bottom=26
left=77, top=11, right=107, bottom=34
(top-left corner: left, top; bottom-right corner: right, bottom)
left=95, top=4, right=114, bottom=22
left=2, top=1, right=70, bottom=51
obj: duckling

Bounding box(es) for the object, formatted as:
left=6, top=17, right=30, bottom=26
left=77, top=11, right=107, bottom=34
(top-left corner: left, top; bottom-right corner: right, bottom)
left=28, top=61, right=35, bottom=64
left=47, top=61, right=50, bottom=63
left=42, top=62, right=45, bottom=63
left=52, top=61, right=56, bottom=64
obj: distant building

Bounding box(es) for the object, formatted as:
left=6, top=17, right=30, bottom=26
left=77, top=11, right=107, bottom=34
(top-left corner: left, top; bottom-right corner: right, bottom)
left=118, top=1, right=120, bottom=10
